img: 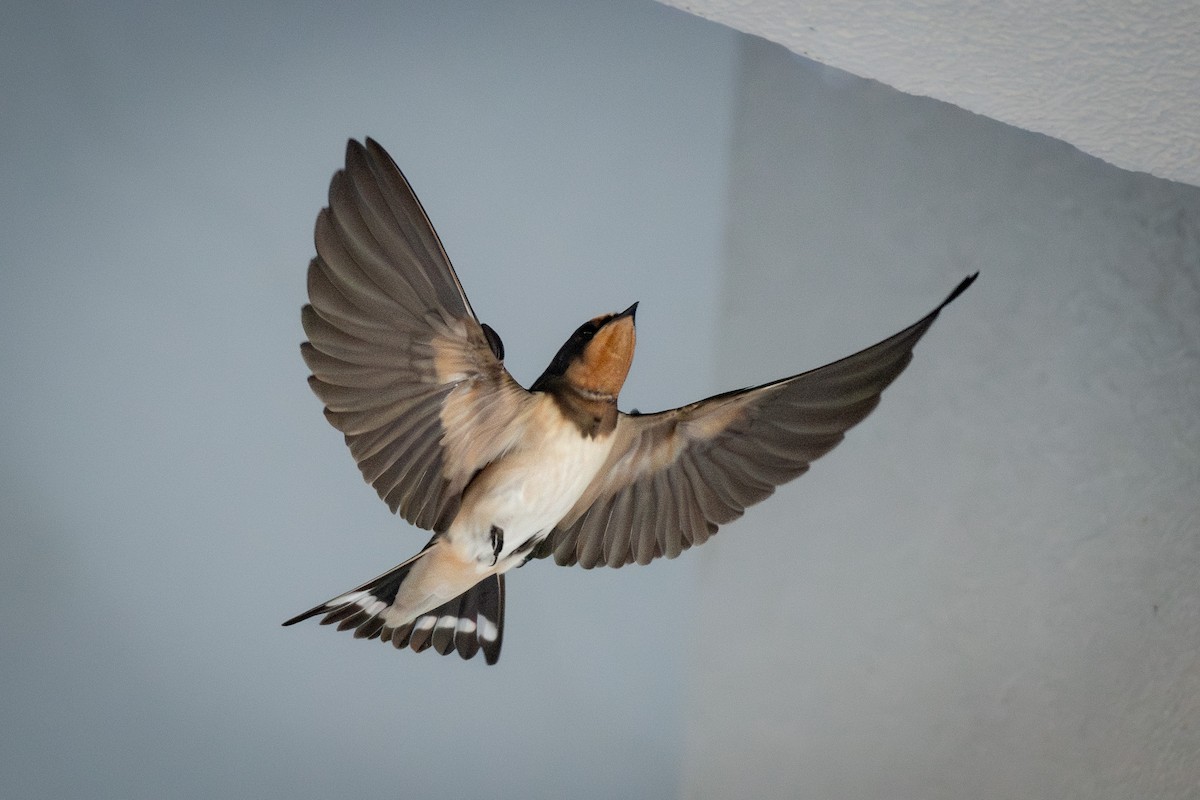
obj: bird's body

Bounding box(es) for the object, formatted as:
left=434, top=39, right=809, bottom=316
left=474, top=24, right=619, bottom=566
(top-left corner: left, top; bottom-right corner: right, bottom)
left=413, top=391, right=619, bottom=604
left=454, top=395, right=616, bottom=561
left=284, top=137, right=976, bottom=664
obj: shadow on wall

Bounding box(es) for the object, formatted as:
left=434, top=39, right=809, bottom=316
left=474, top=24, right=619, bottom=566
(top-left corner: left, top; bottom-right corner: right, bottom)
left=681, top=35, right=1200, bottom=800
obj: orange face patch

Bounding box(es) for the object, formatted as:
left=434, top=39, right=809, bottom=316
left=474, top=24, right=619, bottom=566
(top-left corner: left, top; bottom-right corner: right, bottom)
left=565, top=314, right=636, bottom=397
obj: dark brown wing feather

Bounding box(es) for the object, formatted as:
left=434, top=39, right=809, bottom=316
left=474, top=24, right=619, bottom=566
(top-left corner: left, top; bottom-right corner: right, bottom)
left=303, top=139, right=529, bottom=532
left=536, top=274, right=977, bottom=568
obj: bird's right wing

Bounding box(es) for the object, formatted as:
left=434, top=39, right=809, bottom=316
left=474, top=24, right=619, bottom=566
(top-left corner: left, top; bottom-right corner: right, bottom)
left=303, top=139, right=532, bottom=532
left=534, top=274, right=976, bottom=568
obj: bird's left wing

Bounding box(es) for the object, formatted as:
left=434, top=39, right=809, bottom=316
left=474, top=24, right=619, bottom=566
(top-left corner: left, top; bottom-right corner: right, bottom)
left=303, top=138, right=531, bottom=532
left=534, top=274, right=976, bottom=568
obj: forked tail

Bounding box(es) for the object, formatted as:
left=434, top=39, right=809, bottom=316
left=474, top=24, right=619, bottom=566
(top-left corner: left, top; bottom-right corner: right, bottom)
left=283, top=550, right=505, bottom=664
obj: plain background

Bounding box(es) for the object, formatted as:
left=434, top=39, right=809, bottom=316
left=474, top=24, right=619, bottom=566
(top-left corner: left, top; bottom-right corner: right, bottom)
left=682, top=38, right=1200, bottom=799
left=4, top=3, right=1199, bottom=799
left=1, top=2, right=734, bottom=798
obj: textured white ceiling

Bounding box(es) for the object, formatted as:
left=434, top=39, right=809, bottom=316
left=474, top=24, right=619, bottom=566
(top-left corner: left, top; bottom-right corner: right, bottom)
left=660, top=0, right=1200, bottom=187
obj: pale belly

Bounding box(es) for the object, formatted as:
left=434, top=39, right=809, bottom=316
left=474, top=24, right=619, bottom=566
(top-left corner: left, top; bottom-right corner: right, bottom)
left=446, top=418, right=613, bottom=571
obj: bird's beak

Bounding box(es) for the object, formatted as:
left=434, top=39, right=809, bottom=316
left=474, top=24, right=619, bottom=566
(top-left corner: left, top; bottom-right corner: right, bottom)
left=615, top=301, right=638, bottom=322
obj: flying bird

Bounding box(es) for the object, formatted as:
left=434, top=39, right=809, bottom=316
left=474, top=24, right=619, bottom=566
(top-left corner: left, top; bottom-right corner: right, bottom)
left=283, top=138, right=976, bottom=664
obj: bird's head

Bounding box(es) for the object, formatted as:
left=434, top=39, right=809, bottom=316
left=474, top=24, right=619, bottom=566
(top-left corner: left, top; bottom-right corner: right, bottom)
left=533, top=302, right=638, bottom=399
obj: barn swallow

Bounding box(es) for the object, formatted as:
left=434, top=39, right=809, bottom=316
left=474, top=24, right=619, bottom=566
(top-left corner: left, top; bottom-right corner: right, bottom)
left=283, top=137, right=976, bottom=665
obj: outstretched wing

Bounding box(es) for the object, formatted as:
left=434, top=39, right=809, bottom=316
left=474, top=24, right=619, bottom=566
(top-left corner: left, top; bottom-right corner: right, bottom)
left=303, top=138, right=530, bottom=532
left=535, top=274, right=977, bottom=568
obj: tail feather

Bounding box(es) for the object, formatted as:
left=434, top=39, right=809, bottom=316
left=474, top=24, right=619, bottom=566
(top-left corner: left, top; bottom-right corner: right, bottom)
left=391, top=573, right=505, bottom=664
left=283, top=551, right=506, bottom=665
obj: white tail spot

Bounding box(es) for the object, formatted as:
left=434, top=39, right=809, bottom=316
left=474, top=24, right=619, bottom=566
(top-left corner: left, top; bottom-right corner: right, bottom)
left=477, top=615, right=499, bottom=642
left=328, top=590, right=368, bottom=607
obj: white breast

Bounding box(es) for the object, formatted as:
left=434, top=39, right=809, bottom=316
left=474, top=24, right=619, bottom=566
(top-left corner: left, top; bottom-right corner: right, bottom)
left=448, top=397, right=614, bottom=567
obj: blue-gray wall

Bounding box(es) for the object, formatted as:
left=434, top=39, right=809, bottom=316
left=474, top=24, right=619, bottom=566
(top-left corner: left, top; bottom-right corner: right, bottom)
left=0, top=3, right=734, bottom=798
left=5, top=4, right=1198, bottom=800
left=682, top=37, right=1200, bottom=800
